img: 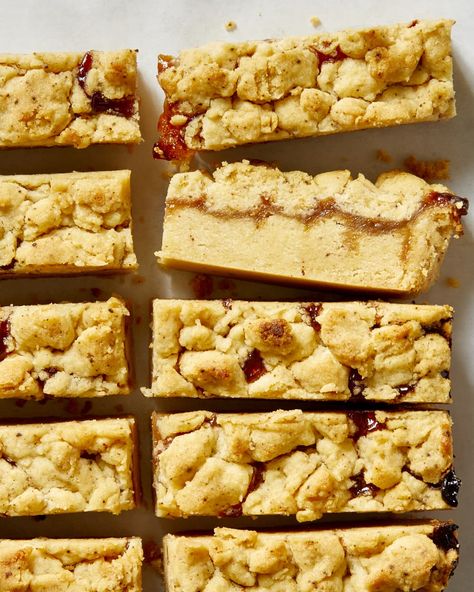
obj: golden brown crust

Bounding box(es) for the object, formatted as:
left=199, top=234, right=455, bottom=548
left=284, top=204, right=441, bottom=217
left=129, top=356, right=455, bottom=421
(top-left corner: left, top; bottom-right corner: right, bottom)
left=164, top=522, right=458, bottom=592
left=155, top=20, right=454, bottom=157
left=158, top=162, right=467, bottom=295
left=0, top=170, right=137, bottom=275
left=0, top=51, right=141, bottom=148
left=152, top=410, right=455, bottom=521
left=0, top=297, right=131, bottom=399
left=0, top=537, right=143, bottom=591
left=0, top=418, right=136, bottom=516
left=144, top=299, right=452, bottom=402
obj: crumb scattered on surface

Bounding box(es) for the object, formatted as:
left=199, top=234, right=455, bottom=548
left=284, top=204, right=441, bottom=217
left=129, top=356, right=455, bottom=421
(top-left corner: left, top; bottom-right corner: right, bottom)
left=132, top=275, right=146, bottom=284
left=225, top=20, right=237, bottom=31
left=91, top=287, right=103, bottom=298
left=404, top=155, right=450, bottom=180
left=190, top=273, right=214, bottom=298
left=161, top=171, right=174, bottom=181
left=310, top=16, right=321, bottom=27
left=376, top=148, right=393, bottom=163
left=445, top=276, right=460, bottom=288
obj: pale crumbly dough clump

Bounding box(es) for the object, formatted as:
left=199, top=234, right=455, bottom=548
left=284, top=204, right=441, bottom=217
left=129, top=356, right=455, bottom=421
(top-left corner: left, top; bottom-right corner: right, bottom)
left=0, top=50, right=141, bottom=148
left=0, top=297, right=130, bottom=399
left=0, top=538, right=143, bottom=592
left=164, top=523, right=458, bottom=592
left=157, top=19, right=455, bottom=153
left=152, top=409, right=454, bottom=521
left=158, top=161, right=467, bottom=295
left=144, top=299, right=452, bottom=403
left=0, top=418, right=136, bottom=516
left=0, top=170, right=137, bottom=275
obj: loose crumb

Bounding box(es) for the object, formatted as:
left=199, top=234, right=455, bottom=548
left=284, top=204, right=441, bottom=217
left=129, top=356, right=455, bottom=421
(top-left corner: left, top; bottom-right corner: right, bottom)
left=131, top=275, right=146, bottom=284
left=376, top=148, right=393, bottom=163
left=445, top=277, right=460, bottom=288
left=404, top=155, right=450, bottom=180
left=310, top=16, right=321, bottom=27
left=225, top=20, right=237, bottom=32
left=190, top=273, right=214, bottom=299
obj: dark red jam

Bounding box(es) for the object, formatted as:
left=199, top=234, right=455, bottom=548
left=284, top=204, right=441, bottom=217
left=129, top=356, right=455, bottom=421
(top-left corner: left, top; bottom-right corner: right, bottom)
left=243, top=349, right=267, bottom=383
left=153, top=101, right=194, bottom=161
left=90, top=92, right=135, bottom=117
left=0, top=319, right=10, bottom=361
left=397, top=383, right=415, bottom=396
left=348, top=368, right=365, bottom=398
left=77, top=51, right=93, bottom=89
left=440, top=469, right=461, bottom=507
left=158, top=54, right=176, bottom=74
left=430, top=523, right=459, bottom=552
left=348, top=411, right=387, bottom=440
left=310, top=44, right=348, bottom=66
left=77, top=51, right=135, bottom=117
left=424, top=192, right=469, bottom=226
left=304, top=303, right=322, bottom=332
left=349, top=471, right=379, bottom=497
left=220, top=463, right=265, bottom=517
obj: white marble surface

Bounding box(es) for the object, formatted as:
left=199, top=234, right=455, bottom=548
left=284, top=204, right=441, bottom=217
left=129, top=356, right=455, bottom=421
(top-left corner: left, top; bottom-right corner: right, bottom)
left=0, top=1, right=472, bottom=589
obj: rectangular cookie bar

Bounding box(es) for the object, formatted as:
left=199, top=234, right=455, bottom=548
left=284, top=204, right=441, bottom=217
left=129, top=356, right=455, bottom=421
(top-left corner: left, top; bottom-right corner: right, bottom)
left=0, top=50, right=141, bottom=148
left=164, top=522, right=458, bottom=592
left=152, top=409, right=459, bottom=521
left=0, top=537, right=143, bottom=591
left=0, top=170, right=137, bottom=276
left=0, top=297, right=131, bottom=399
left=144, top=299, right=452, bottom=403
left=154, top=19, right=454, bottom=158
left=158, top=162, right=468, bottom=295
left=0, top=418, right=137, bottom=516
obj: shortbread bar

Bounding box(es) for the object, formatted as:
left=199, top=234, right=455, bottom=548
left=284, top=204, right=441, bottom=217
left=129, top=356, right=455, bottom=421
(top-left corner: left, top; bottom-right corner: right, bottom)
left=154, top=19, right=454, bottom=158
left=0, top=297, right=130, bottom=399
left=0, top=537, right=143, bottom=591
left=144, top=299, right=452, bottom=403
left=158, top=162, right=468, bottom=295
left=0, top=51, right=141, bottom=148
left=0, top=170, right=137, bottom=276
left=164, top=522, right=458, bottom=592
left=0, top=418, right=137, bottom=516
left=152, top=410, right=459, bottom=521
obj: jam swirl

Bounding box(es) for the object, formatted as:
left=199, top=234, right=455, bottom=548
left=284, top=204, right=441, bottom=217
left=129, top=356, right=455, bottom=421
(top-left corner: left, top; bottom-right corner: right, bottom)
left=77, top=51, right=135, bottom=117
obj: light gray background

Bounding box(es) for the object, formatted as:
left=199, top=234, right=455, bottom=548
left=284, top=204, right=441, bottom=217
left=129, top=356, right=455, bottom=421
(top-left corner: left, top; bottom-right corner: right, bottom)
left=0, top=1, right=472, bottom=589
